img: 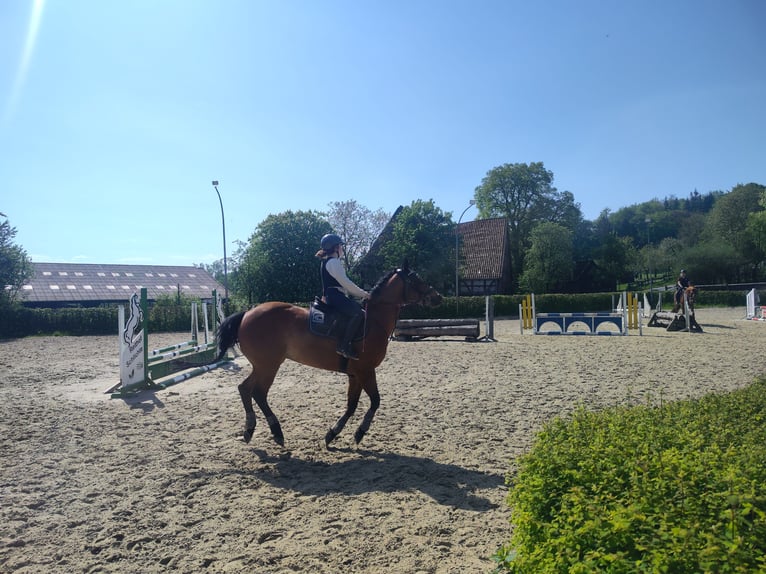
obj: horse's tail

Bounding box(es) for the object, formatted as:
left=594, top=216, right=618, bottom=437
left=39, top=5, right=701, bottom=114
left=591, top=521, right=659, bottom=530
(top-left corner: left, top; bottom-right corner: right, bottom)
left=216, top=311, right=246, bottom=361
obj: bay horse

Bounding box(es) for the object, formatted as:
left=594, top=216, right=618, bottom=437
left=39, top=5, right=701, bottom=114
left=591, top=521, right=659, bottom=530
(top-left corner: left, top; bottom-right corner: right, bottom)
left=672, top=285, right=698, bottom=314
left=215, top=265, right=442, bottom=447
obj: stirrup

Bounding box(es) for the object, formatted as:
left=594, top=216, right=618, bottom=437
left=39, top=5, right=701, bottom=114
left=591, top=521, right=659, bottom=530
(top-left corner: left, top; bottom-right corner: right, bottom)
left=337, top=345, right=358, bottom=360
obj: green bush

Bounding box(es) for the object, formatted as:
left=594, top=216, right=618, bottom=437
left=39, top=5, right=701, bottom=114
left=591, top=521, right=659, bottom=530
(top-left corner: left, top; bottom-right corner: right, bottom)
left=494, top=379, right=766, bottom=573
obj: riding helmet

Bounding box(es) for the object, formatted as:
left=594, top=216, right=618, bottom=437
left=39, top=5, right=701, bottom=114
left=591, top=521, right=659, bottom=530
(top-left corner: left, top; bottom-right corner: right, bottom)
left=320, top=233, right=344, bottom=251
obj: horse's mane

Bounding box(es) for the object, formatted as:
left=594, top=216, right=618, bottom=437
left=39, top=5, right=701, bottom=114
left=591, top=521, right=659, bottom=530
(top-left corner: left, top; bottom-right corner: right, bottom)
left=369, top=269, right=398, bottom=299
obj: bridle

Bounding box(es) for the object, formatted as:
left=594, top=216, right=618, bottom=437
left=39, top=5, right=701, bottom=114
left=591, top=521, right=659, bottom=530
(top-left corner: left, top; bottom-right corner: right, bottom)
left=395, top=269, right=436, bottom=305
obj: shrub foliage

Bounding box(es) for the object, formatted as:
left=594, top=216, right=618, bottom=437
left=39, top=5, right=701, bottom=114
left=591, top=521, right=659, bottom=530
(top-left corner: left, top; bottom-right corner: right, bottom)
left=494, top=380, right=766, bottom=573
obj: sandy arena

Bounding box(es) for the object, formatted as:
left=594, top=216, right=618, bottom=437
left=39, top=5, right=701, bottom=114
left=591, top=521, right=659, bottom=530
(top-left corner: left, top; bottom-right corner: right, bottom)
left=1, top=308, right=765, bottom=573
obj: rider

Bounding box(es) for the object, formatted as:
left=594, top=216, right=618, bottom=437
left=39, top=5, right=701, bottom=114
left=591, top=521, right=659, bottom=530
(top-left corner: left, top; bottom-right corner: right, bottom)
left=675, top=269, right=690, bottom=307
left=316, top=233, right=370, bottom=360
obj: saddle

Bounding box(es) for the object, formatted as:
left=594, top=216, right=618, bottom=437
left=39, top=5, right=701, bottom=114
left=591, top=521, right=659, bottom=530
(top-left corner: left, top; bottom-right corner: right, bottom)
left=308, top=297, right=365, bottom=342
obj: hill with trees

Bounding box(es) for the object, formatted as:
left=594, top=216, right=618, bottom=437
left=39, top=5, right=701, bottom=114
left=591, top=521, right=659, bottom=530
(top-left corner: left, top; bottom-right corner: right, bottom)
left=3, top=167, right=764, bottom=311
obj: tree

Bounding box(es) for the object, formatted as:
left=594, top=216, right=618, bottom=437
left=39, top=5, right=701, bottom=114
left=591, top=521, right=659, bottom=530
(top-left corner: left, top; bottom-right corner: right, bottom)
left=238, top=210, right=332, bottom=303
left=0, top=215, right=33, bottom=310
left=681, top=241, right=744, bottom=285
left=704, top=183, right=766, bottom=275
left=474, top=162, right=580, bottom=288
left=654, top=237, right=685, bottom=279
left=746, top=187, right=766, bottom=264
left=326, top=200, right=390, bottom=269
left=592, top=235, right=635, bottom=290
left=378, top=199, right=454, bottom=290
left=519, top=223, right=573, bottom=293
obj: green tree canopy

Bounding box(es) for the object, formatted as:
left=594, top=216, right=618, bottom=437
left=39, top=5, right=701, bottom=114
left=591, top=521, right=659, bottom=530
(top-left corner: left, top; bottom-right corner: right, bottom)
left=0, top=216, right=33, bottom=309
left=682, top=241, right=744, bottom=285
left=704, top=183, right=765, bottom=274
left=474, top=162, right=582, bottom=288
left=746, top=186, right=766, bottom=260
left=239, top=210, right=332, bottom=303
left=378, top=199, right=454, bottom=290
left=519, top=222, right=574, bottom=293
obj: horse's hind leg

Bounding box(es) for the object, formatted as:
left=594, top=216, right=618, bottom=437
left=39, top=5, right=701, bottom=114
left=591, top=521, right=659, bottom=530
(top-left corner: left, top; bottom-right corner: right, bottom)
left=238, top=373, right=258, bottom=443
left=252, top=378, right=284, bottom=447
left=354, top=371, right=380, bottom=445
left=325, top=374, right=362, bottom=446
left=238, top=365, right=283, bottom=445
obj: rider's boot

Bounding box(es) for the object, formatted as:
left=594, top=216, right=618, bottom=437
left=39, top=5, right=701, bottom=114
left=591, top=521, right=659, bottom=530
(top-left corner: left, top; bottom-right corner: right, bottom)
left=337, top=313, right=364, bottom=360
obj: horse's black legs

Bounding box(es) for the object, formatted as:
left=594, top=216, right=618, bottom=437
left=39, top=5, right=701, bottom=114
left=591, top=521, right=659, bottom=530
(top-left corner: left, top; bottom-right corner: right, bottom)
left=247, top=387, right=281, bottom=446
left=354, top=373, right=380, bottom=444
left=325, top=376, right=362, bottom=446
left=238, top=369, right=282, bottom=445
left=238, top=378, right=257, bottom=443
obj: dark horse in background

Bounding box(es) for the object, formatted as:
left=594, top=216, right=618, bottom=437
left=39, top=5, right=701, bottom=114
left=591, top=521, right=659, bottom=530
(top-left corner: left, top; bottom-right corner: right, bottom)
left=672, top=285, right=698, bottom=314
left=216, top=266, right=442, bottom=447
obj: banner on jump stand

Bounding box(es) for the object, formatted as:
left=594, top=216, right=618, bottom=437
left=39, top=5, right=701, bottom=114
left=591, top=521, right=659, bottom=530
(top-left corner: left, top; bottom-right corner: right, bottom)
left=119, top=291, right=146, bottom=389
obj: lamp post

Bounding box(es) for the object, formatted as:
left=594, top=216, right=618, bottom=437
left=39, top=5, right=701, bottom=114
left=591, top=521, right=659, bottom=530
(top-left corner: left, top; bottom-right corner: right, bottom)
left=455, top=199, right=476, bottom=313
left=645, top=217, right=652, bottom=296
left=212, top=180, right=228, bottom=306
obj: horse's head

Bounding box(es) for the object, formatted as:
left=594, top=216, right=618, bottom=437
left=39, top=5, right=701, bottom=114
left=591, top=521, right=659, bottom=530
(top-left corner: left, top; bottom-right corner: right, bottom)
left=370, top=265, right=443, bottom=307
left=686, top=285, right=698, bottom=306
left=397, top=267, right=443, bottom=307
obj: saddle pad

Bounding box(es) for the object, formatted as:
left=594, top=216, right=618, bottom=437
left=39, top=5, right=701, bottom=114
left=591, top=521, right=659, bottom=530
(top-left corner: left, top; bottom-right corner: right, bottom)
left=308, top=302, right=337, bottom=338
left=307, top=301, right=365, bottom=342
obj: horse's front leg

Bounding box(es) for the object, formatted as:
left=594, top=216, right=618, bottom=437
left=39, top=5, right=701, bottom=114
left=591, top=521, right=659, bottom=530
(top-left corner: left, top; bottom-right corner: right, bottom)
left=325, top=374, right=362, bottom=446
left=354, top=370, right=380, bottom=445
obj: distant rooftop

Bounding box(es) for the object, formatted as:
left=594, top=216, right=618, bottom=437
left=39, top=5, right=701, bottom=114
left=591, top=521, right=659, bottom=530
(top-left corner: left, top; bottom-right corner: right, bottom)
left=19, top=263, right=225, bottom=306
left=458, top=217, right=509, bottom=280
left=457, top=217, right=512, bottom=295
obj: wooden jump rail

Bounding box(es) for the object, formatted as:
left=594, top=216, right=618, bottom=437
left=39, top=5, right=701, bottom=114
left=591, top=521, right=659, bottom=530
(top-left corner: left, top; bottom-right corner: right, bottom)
left=394, top=318, right=481, bottom=341
left=394, top=296, right=497, bottom=342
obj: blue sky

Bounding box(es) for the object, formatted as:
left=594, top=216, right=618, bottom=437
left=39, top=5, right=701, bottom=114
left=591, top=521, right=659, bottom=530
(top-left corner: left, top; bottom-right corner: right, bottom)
left=2, top=0, right=764, bottom=265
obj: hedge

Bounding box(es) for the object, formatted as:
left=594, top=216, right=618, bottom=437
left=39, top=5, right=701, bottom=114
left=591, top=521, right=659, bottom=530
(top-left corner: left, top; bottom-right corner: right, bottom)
left=0, top=305, right=200, bottom=339
left=1, top=289, right=757, bottom=338
left=493, top=379, right=766, bottom=573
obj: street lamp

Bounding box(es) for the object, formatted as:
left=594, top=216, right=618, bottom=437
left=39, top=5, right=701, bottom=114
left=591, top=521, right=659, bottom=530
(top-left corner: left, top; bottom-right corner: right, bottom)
left=645, top=217, right=652, bottom=296
left=455, top=199, right=476, bottom=313
left=212, top=180, right=228, bottom=305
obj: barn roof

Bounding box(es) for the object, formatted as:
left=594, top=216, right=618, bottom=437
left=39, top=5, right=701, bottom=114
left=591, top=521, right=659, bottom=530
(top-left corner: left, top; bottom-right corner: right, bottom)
left=20, top=263, right=225, bottom=306
left=458, top=217, right=509, bottom=279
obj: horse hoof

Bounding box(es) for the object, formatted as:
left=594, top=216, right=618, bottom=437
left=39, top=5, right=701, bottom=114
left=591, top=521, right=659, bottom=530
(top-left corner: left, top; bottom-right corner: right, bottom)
left=325, top=429, right=337, bottom=446
left=354, top=430, right=365, bottom=444
left=243, top=428, right=255, bottom=443
left=272, top=433, right=285, bottom=447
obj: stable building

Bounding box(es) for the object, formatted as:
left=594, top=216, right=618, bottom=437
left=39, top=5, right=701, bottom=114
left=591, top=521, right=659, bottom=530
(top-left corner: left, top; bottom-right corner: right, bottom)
left=20, top=263, right=226, bottom=308
left=456, top=217, right=512, bottom=295
left=353, top=207, right=513, bottom=296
